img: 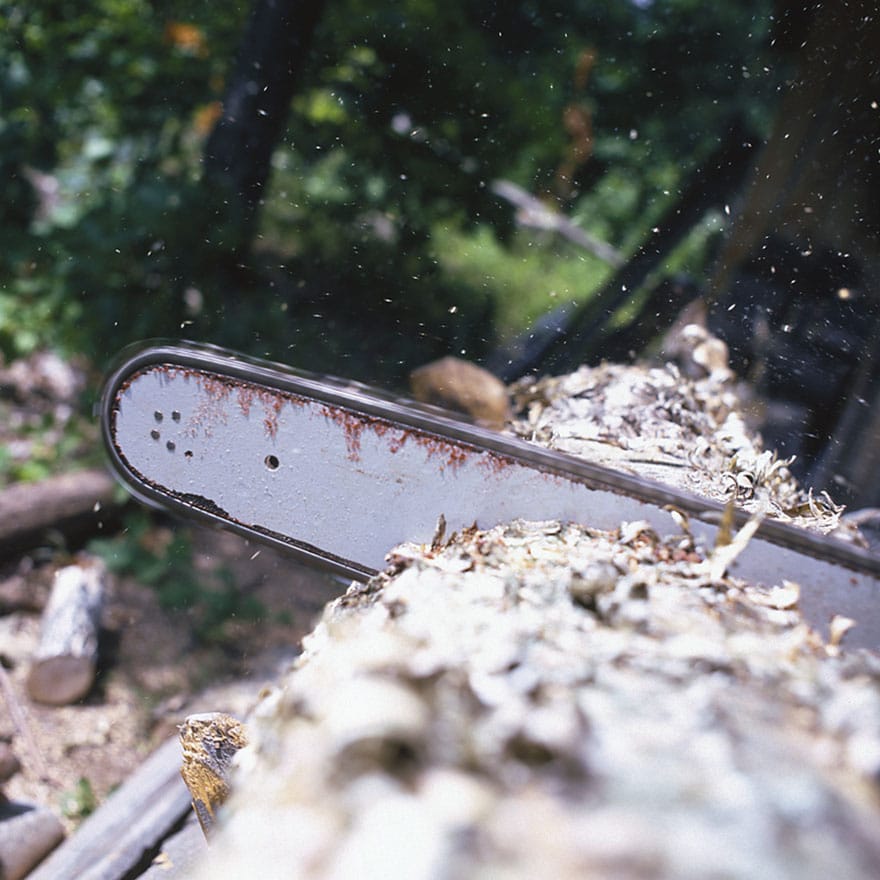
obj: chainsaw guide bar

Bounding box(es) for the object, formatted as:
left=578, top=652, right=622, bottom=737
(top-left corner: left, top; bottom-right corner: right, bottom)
left=100, top=341, right=880, bottom=650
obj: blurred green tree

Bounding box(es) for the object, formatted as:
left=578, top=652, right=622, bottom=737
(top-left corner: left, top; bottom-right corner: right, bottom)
left=0, top=0, right=779, bottom=383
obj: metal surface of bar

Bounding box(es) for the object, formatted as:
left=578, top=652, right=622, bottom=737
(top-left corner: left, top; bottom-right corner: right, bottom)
left=100, top=342, right=880, bottom=650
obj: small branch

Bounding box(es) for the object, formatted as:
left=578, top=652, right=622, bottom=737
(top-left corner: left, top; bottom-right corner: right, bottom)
left=0, top=663, right=53, bottom=785
left=490, top=179, right=624, bottom=267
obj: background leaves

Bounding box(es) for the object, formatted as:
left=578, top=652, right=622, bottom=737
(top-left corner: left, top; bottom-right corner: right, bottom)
left=0, top=0, right=781, bottom=383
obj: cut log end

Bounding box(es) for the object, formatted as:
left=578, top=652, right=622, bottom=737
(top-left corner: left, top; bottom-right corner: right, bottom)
left=26, top=557, right=105, bottom=706
left=26, top=656, right=97, bottom=707
left=410, top=357, right=511, bottom=430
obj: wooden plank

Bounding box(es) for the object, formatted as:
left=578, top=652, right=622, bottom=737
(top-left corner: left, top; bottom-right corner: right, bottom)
left=27, top=736, right=192, bottom=880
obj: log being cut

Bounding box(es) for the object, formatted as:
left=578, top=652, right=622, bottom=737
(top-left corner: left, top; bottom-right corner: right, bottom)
left=177, top=338, right=880, bottom=880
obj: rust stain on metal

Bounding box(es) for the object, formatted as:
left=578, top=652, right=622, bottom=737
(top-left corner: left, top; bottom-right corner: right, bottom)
left=259, top=392, right=284, bottom=439
left=321, top=406, right=365, bottom=460
left=124, top=364, right=520, bottom=477
left=188, top=369, right=289, bottom=440
left=478, top=450, right=519, bottom=477
left=237, top=386, right=252, bottom=417
left=119, top=365, right=525, bottom=478
left=319, top=403, right=477, bottom=471
left=323, top=405, right=411, bottom=461
left=134, top=365, right=311, bottom=441
left=371, top=420, right=408, bottom=454
left=185, top=370, right=232, bottom=438
left=411, top=433, right=470, bottom=472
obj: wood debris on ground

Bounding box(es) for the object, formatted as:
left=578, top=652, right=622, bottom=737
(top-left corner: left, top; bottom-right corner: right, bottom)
left=189, top=333, right=880, bottom=880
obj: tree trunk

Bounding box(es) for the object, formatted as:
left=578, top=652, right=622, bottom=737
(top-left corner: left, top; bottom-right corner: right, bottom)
left=203, top=0, right=327, bottom=251
left=709, top=0, right=880, bottom=300
left=705, top=0, right=880, bottom=506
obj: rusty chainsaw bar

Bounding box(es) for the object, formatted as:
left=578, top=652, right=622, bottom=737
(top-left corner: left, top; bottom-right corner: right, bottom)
left=100, top=341, right=880, bottom=650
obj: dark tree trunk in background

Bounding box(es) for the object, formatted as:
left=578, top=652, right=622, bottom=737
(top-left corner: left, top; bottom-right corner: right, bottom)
left=204, top=0, right=327, bottom=252
left=706, top=0, right=880, bottom=507
left=709, top=0, right=880, bottom=298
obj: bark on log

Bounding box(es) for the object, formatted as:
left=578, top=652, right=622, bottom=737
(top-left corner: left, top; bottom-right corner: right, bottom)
left=194, top=524, right=880, bottom=880
left=0, top=800, right=64, bottom=880
left=0, top=469, right=124, bottom=561
left=26, top=557, right=105, bottom=706
left=179, top=713, right=249, bottom=839
left=26, top=736, right=195, bottom=880
left=188, top=353, right=880, bottom=880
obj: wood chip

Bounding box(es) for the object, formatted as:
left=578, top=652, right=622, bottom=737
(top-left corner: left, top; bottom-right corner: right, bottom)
left=179, top=713, right=248, bottom=839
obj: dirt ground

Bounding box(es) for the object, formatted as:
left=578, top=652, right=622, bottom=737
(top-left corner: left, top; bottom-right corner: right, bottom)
left=0, top=349, right=345, bottom=832
left=0, top=525, right=343, bottom=833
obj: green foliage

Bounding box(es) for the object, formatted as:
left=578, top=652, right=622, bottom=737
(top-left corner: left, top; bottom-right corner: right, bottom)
left=0, top=426, right=75, bottom=485
left=59, top=777, right=97, bottom=820
left=89, top=510, right=263, bottom=641
left=0, top=0, right=781, bottom=375
left=259, top=0, right=780, bottom=371
left=431, top=222, right=612, bottom=342
left=0, top=0, right=246, bottom=360
left=0, top=401, right=101, bottom=489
